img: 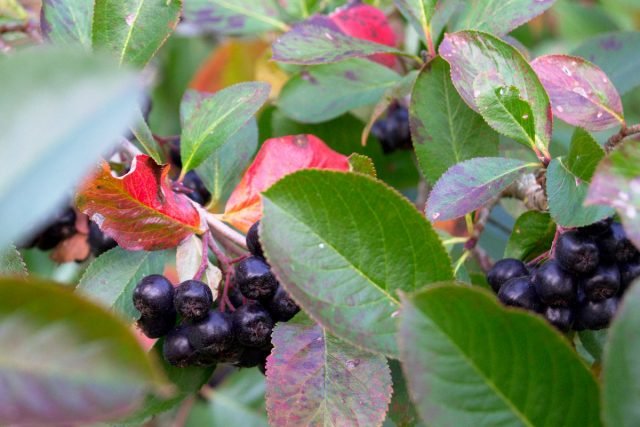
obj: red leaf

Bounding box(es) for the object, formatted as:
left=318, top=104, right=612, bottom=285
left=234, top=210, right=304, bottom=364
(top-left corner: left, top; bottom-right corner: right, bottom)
left=223, top=135, right=349, bottom=232
left=329, top=3, right=398, bottom=68
left=77, top=155, right=204, bottom=251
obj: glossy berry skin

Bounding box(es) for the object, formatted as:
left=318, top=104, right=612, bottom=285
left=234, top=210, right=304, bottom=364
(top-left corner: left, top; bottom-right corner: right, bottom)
left=599, top=223, right=639, bottom=263
left=532, top=260, right=575, bottom=307
left=578, top=217, right=613, bottom=238
left=233, top=303, right=274, bottom=348
left=133, top=275, right=175, bottom=317
left=556, top=230, right=600, bottom=275
left=576, top=297, right=619, bottom=330
left=619, top=260, right=640, bottom=290
left=371, top=105, right=412, bottom=154
left=266, top=286, right=300, bottom=322
left=137, top=313, right=176, bottom=338
left=246, top=221, right=264, bottom=259
left=182, top=171, right=211, bottom=205
left=582, top=264, right=620, bottom=301
left=235, top=257, right=278, bottom=301
left=543, top=306, right=574, bottom=332
left=235, top=345, right=272, bottom=369
left=487, top=258, right=529, bottom=293
left=498, top=277, right=542, bottom=312
left=188, top=310, right=235, bottom=356
left=88, top=221, right=117, bottom=256
left=174, top=280, right=213, bottom=321
left=163, top=326, right=195, bottom=367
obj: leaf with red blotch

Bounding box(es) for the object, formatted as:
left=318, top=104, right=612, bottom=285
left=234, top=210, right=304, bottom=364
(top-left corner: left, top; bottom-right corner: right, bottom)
left=266, top=314, right=392, bottom=427
left=531, top=54, right=624, bottom=131
left=222, top=135, right=350, bottom=233
left=77, top=155, right=204, bottom=251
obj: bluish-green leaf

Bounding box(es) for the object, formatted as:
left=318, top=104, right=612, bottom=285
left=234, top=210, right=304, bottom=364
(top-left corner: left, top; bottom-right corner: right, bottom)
left=41, top=0, right=93, bottom=47
left=0, top=245, right=27, bottom=277
left=183, top=0, right=288, bottom=35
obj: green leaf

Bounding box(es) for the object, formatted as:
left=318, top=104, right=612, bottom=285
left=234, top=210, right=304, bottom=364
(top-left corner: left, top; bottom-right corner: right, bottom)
left=92, top=0, right=182, bottom=68
left=76, top=247, right=167, bottom=322
left=266, top=314, right=392, bottom=426
left=603, top=279, right=640, bottom=427
left=577, top=329, right=608, bottom=363
left=348, top=153, right=377, bottom=177
left=0, top=277, right=167, bottom=425
left=393, top=0, right=437, bottom=44
left=573, top=31, right=640, bottom=96
left=261, top=170, right=453, bottom=357
left=505, top=211, right=555, bottom=261
left=130, top=107, right=164, bottom=164
left=427, top=157, right=537, bottom=222
left=183, top=0, right=288, bottom=35
left=475, top=85, right=536, bottom=150
left=385, top=359, right=424, bottom=427
left=0, top=244, right=27, bottom=277
left=196, top=120, right=259, bottom=210
left=187, top=369, right=268, bottom=427
left=547, top=128, right=614, bottom=227
left=41, top=0, right=93, bottom=47
left=440, top=31, right=552, bottom=156
left=449, top=0, right=555, bottom=36
left=0, top=48, right=141, bottom=250
left=398, top=284, right=602, bottom=427
left=277, top=58, right=402, bottom=124
left=180, top=84, right=270, bottom=173
left=410, top=57, right=499, bottom=185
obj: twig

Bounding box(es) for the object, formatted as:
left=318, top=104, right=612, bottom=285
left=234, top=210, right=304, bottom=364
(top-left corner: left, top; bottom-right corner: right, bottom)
left=193, top=232, right=210, bottom=280
left=173, top=395, right=195, bottom=427
left=471, top=246, right=494, bottom=273
left=502, top=171, right=548, bottom=211
left=605, top=123, right=640, bottom=153
left=0, top=22, right=29, bottom=34
left=206, top=213, right=248, bottom=250
left=207, top=235, right=231, bottom=270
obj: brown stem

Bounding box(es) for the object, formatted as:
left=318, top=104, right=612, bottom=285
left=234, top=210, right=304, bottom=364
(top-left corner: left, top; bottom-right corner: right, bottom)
left=502, top=171, right=548, bottom=211
left=471, top=246, right=494, bottom=273
left=605, top=123, right=640, bottom=153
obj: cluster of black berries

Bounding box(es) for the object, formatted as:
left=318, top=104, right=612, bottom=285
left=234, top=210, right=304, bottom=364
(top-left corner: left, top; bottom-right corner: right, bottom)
left=168, top=138, right=211, bottom=206
left=488, top=219, right=640, bottom=332
left=371, top=103, right=413, bottom=154
left=132, top=221, right=299, bottom=372
left=21, top=207, right=116, bottom=257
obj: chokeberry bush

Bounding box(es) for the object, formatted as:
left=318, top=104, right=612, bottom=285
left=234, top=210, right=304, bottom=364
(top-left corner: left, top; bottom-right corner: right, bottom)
left=2, top=0, right=640, bottom=426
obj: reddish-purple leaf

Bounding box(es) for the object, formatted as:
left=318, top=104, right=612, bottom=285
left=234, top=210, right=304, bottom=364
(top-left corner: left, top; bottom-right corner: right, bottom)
left=531, top=54, right=624, bottom=131
left=586, top=143, right=640, bottom=250
left=439, top=31, right=552, bottom=155
left=426, top=157, right=538, bottom=222
left=77, top=155, right=205, bottom=251
left=266, top=314, right=392, bottom=427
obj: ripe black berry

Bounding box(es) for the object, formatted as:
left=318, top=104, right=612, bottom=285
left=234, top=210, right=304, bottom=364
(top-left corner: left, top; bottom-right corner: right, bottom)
left=543, top=306, right=574, bottom=332
left=246, top=221, right=264, bottom=259
left=137, top=313, right=176, bottom=338
left=582, top=264, right=620, bottom=301
left=182, top=171, right=211, bottom=205
left=266, top=285, right=300, bottom=322
left=174, top=280, right=213, bottom=321
left=163, top=326, right=195, bottom=367
left=235, top=345, right=272, bottom=369
left=235, top=257, right=278, bottom=301
left=619, top=259, right=640, bottom=290
left=487, top=258, right=529, bottom=293
left=188, top=310, right=235, bottom=357
left=36, top=208, right=77, bottom=250
left=532, top=260, right=575, bottom=307
left=578, top=217, right=613, bottom=238
left=133, top=275, right=175, bottom=317
left=556, top=230, right=600, bottom=275
left=576, top=297, right=619, bottom=330
left=497, top=276, right=542, bottom=312
left=232, top=303, right=274, bottom=347
left=88, top=221, right=117, bottom=256
left=598, top=222, right=639, bottom=263
left=371, top=104, right=412, bottom=154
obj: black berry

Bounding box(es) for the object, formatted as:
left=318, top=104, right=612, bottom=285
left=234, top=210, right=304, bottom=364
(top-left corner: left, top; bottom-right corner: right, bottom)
left=578, top=217, right=613, bottom=238
left=598, top=222, right=639, bottom=263
left=371, top=104, right=412, bottom=154
left=581, top=263, right=620, bottom=301
left=266, top=285, right=300, bottom=322
left=233, top=303, right=274, bottom=347
left=246, top=221, right=264, bottom=259
left=532, top=260, right=575, bottom=306
left=137, top=313, right=176, bottom=338
left=235, top=256, right=278, bottom=301
left=182, top=171, right=211, bottom=205
left=163, top=326, right=195, bottom=367
left=133, top=274, right=175, bottom=317
left=576, top=297, right=619, bottom=330
left=88, top=221, right=117, bottom=256
left=543, top=306, right=574, bottom=332
left=619, top=259, right=640, bottom=290
left=174, top=280, right=213, bottom=321
left=487, top=258, right=529, bottom=293
left=36, top=208, right=77, bottom=250
left=556, top=230, right=600, bottom=275
left=497, top=276, right=542, bottom=312
left=235, top=345, right=272, bottom=369
left=188, top=310, right=235, bottom=357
